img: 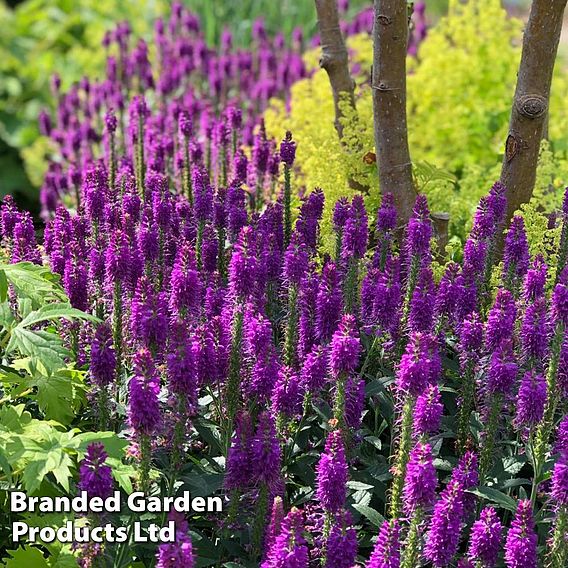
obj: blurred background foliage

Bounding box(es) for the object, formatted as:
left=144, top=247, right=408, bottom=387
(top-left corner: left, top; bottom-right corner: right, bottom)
left=0, top=0, right=542, bottom=213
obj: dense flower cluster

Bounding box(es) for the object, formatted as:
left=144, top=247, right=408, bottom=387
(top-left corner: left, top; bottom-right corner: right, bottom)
left=1, top=3, right=567, bottom=566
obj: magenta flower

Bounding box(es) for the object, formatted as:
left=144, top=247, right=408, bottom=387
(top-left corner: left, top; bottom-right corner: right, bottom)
left=329, top=314, right=360, bottom=376
left=128, top=349, right=161, bottom=436
left=78, top=443, right=113, bottom=500
left=414, top=383, right=443, bottom=436
left=403, top=442, right=437, bottom=513
left=367, top=520, right=400, bottom=568
left=396, top=332, right=440, bottom=396
left=468, top=507, right=503, bottom=568
left=504, top=500, right=537, bottom=568
left=316, top=430, right=348, bottom=514
left=261, top=508, right=308, bottom=568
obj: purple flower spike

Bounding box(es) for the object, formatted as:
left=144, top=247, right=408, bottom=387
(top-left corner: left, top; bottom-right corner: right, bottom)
left=376, top=193, right=397, bottom=234
left=329, top=314, right=361, bottom=376
left=261, top=508, right=308, bottom=568
left=504, top=500, right=537, bottom=568
left=552, top=278, right=568, bottom=327
left=90, top=323, right=116, bottom=387
left=251, top=412, right=281, bottom=488
left=396, top=332, right=440, bottom=396
left=522, top=255, right=547, bottom=301
left=485, top=289, right=516, bottom=352
left=156, top=512, right=194, bottom=568
left=316, top=262, right=343, bottom=343
left=414, top=383, right=443, bottom=437
left=551, top=449, right=568, bottom=506
left=367, top=520, right=401, bottom=568
left=406, top=194, right=432, bottom=260
left=342, top=195, right=368, bottom=260
left=316, top=430, right=348, bottom=514
left=78, top=442, right=113, bottom=500
left=403, top=442, right=437, bottom=513
left=324, top=511, right=357, bottom=568
left=514, top=370, right=546, bottom=429
left=468, top=507, right=503, bottom=568
left=300, top=345, right=328, bottom=395
left=279, top=131, right=296, bottom=167
left=487, top=348, right=518, bottom=396
left=503, top=215, right=530, bottom=283
left=424, top=480, right=465, bottom=567
left=520, top=297, right=549, bottom=363
left=333, top=197, right=350, bottom=233
left=128, top=348, right=161, bottom=437
left=225, top=413, right=253, bottom=492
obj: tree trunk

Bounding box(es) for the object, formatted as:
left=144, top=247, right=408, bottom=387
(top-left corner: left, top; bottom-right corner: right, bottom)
left=314, top=0, right=356, bottom=140
left=372, top=0, right=416, bottom=226
left=500, top=0, right=567, bottom=222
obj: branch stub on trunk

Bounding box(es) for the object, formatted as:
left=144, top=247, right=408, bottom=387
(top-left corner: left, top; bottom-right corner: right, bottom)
left=516, top=94, right=547, bottom=119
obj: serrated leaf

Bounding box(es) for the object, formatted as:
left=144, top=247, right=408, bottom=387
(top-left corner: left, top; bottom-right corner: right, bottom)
left=6, top=327, right=69, bottom=372
left=4, top=546, right=50, bottom=568
left=352, top=503, right=385, bottom=527
left=0, top=262, right=65, bottom=307
left=106, top=458, right=135, bottom=493
left=30, top=373, right=75, bottom=423
left=21, top=458, right=50, bottom=493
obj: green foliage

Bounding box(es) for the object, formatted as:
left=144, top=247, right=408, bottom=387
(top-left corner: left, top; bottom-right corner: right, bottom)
left=183, top=0, right=370, bottom=46
left=0, top=403, right=129, bottom=493
left=0, top=262, right=98, bottom=422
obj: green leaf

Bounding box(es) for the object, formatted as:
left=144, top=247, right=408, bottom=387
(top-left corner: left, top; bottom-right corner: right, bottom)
left=6, top=327, right=70, bottom=372
left=0, top=300, right=16, bottom=329
left=18, top=302, right=99, bottom=328
left=502, top=455, right=527, bottom=476
left=0, top=447, right=12, bottom=480
left=0, top=269, right=8, bottom=302
left=106, top=458, right=136, bottom=494
left=351, top=503, right=385, bottom=527
left=74, top=431, right=128, bottom=460
left=0, top=262, right=66, bottom=307
left=30, top=373, right=76, bottom=424
left=467, top=486, right=518, bottom=512
left=347, top=480, right=374, bottom=491
left=4, top=546, right=50, bottom=568
left=182, top=471, right=223, bottom=498
left=364, top=435, right=382, bottom=450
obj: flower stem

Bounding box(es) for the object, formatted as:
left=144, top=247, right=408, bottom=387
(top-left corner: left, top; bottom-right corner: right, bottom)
left=389, top=395, right=416, bottom=520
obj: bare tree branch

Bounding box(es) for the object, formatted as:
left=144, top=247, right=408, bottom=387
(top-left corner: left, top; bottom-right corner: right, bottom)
left=500, top=0, right=567, bottom=222
left=372, top=0, right=416, bottom=226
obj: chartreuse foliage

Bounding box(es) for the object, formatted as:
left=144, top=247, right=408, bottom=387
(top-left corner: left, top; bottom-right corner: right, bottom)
left=264, top=0, right=568, bottom=247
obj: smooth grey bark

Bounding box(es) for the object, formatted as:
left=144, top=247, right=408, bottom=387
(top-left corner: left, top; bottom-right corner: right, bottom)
left=500, top=0, right=567, bottom=222
left=371, top=0, right=416, bottom=226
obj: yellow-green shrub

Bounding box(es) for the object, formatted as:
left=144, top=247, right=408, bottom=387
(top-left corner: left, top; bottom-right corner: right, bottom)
left=265, top=0, right=568, bottom=249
